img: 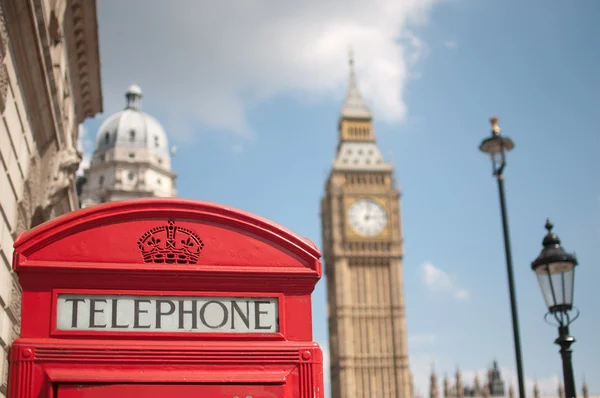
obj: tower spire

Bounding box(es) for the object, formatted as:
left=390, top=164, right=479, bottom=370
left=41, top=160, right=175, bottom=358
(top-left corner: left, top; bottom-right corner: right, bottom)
left=473, top=372, right=481, bottom=396
left=430, top=364, right=439, bottom=398
left=582, top=374, right=589, bottom=398
left=348, top=46, right=356, bottom=89
left=558, top=382, right=565, bottom=398
left=341, top=48, right=371, bottom=119
left=455, top=367, right=464, bottom=398
left=533, top=380, right=540, bottom=398
left=443, top=374, right=450, bottom=398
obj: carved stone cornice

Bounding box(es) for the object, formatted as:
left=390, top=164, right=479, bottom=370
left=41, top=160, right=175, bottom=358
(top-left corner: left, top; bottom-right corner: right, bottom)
left=32, top=0, right=66, bottom=144
left=3, top=0, right=58, bottom=151
left=64, top=0, right=102, bottom=123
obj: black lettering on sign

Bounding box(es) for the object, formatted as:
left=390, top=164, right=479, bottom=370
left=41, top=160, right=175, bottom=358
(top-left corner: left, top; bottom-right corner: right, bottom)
left=254, top=301, right=272, bottom=330
left=111, top=299, right=130, bottom=328
left=155, top=300, right=176, bottom=328
left=65, top=298, right=85, bottom=328
left=89, top=299, right=107, bottom=328
left=178, top=299, right=198, bottom=329
left=200, top=300, right=228, bottom=329
left=133, top=299, right=152, bottom=328
left=231, top=301, right=250, bottom=329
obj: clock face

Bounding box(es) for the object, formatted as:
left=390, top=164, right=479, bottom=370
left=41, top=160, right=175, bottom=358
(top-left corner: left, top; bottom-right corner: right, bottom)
left=348, top=199, right=388, bottom=237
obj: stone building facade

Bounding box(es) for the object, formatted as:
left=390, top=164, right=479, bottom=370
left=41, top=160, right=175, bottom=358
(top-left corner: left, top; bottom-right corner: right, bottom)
left=0, top=0, right=102, bottom=395
left=321, top=53, right=411, bottom=398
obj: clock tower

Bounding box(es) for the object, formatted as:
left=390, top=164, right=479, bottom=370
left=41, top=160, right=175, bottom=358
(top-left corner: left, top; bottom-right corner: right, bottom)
left=321, top=54, right=411, bottom=398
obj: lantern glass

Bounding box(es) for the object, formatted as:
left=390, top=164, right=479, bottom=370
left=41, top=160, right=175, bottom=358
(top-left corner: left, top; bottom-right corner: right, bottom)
left=490, top=151, right=504, bottom=170
left=534, top=261, right=575, bottom=312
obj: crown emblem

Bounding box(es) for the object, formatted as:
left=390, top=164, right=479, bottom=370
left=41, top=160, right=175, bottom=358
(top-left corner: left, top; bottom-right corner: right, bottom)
left=137, top=219, right=203, bottom=264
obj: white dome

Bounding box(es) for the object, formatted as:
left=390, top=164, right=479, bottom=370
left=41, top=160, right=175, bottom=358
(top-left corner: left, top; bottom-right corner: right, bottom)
left=94, top=85, right=169, bottom=155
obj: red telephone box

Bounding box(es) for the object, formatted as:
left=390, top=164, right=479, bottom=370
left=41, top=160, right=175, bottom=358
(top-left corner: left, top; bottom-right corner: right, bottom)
left=8, top=199, right=323, bottom=398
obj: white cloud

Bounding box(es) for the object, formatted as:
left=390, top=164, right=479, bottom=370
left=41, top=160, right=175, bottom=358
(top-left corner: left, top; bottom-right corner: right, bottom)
left=230, top=143, right=244, bottom=155
left=419, top=262, right=470, bottom=300
left=96, top=0, right=442, bottom=139
left=76, top=124, right=92, bottom=176
left=444, top=40, right=458, bottom=49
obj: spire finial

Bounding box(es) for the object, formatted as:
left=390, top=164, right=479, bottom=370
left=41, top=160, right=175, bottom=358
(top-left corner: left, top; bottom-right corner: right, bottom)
left=340, top=47, right=371, bottom=119
left=490, top=116, right=501, bottom=135
left=545, top=218, right=553, bottom=232
left=348, top=46, right=357, bottom=89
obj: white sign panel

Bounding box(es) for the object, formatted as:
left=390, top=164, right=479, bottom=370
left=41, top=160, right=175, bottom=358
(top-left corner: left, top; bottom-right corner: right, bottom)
left=56, top=294, right=279, bottom=333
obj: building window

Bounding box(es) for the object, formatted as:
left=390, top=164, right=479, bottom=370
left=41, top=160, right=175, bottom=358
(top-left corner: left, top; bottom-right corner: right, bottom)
left=100, top=154, right=105, bottom=162
left=157, top=158, right=162, bottom=164
left=128, top=172, right=135, bottom=181
left=129, top=130, right=136, bottom=142
left=99, top=176, right=104, bottom=186
left=104, top=132, right=110, bottom=144
left=129, top=152, right=135, bottom=159
left=154, top=135, right=159, bottom=148
left=157, top=178, right=161, bottom=185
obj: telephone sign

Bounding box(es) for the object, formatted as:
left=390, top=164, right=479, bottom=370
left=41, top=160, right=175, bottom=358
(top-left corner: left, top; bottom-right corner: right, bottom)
left=56, top=294, right=279, bottom=332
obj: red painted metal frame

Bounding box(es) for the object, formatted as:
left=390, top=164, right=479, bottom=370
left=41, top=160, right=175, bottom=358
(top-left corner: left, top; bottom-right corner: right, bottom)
left=49, top=288, right=287, bottom=340
left=9, top=340, right=322, bottom=398
left=8, top=199, right=323, bottom=398
left=57, top=384, right=287, bottom=398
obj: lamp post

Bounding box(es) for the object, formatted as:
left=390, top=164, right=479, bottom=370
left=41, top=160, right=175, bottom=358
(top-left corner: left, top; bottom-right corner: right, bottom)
left=479, top=117, right=526, bottom=398
left=531, top=219, right=578, bottom=398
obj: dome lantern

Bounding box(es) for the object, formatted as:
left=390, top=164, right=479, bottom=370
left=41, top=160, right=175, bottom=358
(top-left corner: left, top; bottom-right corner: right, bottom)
left=125, top=84, right=143, bottom=110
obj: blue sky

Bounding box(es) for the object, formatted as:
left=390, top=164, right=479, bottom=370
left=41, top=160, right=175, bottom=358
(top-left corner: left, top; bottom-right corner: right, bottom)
left=82, top=0, right=600, bottom=395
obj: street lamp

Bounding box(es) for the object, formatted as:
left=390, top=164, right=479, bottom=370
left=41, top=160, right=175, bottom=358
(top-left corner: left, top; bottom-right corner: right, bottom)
left=531, top=219, right=578, bottom=398
left=479, top=117, right=526, bottom=398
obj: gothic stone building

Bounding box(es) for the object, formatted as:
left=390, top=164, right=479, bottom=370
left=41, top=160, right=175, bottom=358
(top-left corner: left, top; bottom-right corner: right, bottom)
left=321, top=54, right=411, bottom=398
left=0, top=1, right=102, bottom=395
left=429, top=362, right=595, bottom=398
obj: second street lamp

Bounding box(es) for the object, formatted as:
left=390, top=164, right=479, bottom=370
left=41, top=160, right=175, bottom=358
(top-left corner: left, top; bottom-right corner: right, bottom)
left=479, top=117, right=526, bottom=398
left=532, top=219, right=579, bottom=398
